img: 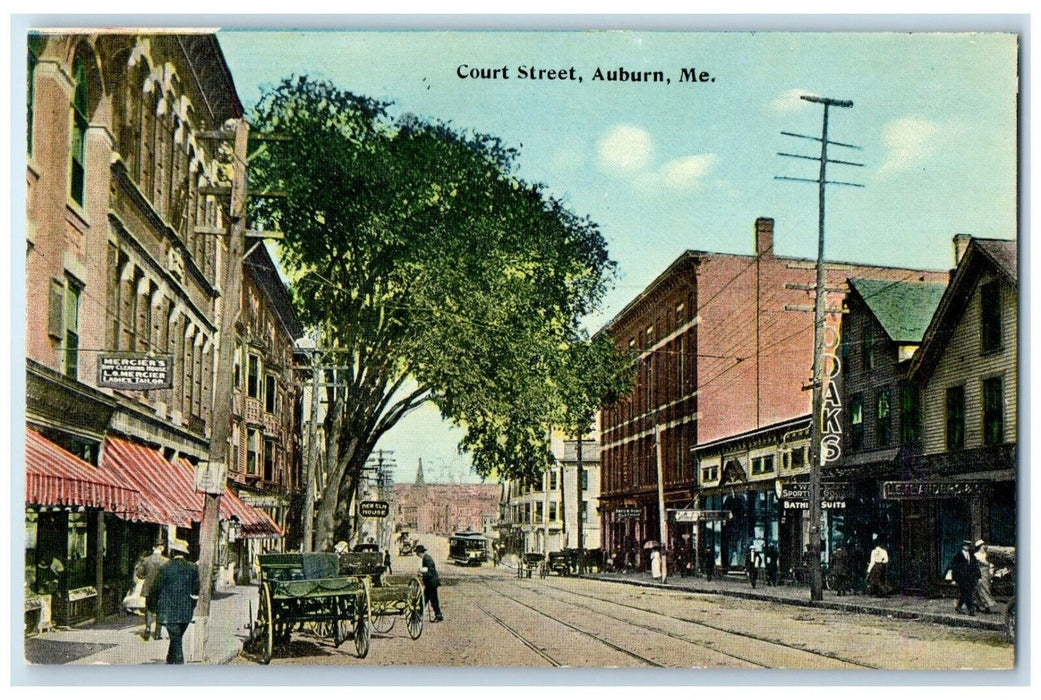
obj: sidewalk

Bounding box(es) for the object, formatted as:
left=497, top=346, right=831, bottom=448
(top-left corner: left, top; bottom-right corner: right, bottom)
left=23, top=585, right=257, bottom=665
left=582, top=569, right=1008, bottom=633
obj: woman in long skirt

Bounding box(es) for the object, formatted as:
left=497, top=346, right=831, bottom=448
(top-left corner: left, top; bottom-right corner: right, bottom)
left=974, top=540, right=997, bottom=613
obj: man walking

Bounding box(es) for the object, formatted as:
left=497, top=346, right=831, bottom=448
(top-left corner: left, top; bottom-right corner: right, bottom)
left=151, top=538, right=199, bottom=664
left=414, top=545, right=443, bottom=622
left=135, top=543, right=168, bottom=640
left=947, top=540, right=981, bottom=616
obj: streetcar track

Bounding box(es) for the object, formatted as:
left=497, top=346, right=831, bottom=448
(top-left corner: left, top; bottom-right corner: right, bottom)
left=475, top=602, right=562, bottom=666
left=490, top=577, right=766, bottom=668
left=501, top=575, right=878, bottom=670
left=478, top=579, right=666, bottom=667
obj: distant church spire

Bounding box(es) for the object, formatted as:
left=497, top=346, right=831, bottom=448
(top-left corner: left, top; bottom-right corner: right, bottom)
left=414, top=458, right=425, bottom=486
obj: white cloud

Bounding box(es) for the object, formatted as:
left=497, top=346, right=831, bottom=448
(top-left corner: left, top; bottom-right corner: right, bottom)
left=660, top=154, right=718, bottom=191
left=596, top=124, right=653, bottom=175
left=770, top=88, right=819, bottom=113
left=878, top=116, right=940, bottom=177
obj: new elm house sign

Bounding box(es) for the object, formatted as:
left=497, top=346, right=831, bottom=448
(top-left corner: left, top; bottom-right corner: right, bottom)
left=97, top=354, right=173, bottom=390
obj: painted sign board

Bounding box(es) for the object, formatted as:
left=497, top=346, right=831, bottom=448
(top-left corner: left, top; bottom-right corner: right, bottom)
left=359, top=500, right=390, bottom=518
left=670, top=509, right=733, bottom=523
left=881, top=481, right=985, bottom=500
left=97, top=354, right=173, bottom=390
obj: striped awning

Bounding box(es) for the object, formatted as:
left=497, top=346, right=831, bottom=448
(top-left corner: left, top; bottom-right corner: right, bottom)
left=101, top=437, right=281, bottom=539
left=25, top=427, right=140, bottom=516
left=176, top=457, right=283, bottom=539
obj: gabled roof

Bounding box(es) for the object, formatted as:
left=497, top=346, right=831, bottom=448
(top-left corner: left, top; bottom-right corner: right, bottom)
left=975, top=239, right=1018, bottom=283
left=847, top=278, right=948, bottom=344
left=910, top=237, right=1018, bottom=380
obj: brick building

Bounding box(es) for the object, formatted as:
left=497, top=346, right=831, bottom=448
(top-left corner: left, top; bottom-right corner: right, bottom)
left=23, top=32, right=279, bottom=629
left=597, top=217, right=949, bottom=572
left=392, top=463, right=500, bottom=536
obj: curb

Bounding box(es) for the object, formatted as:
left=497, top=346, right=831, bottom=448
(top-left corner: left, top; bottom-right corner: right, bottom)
left=580, top=574, right=1006, bottom=633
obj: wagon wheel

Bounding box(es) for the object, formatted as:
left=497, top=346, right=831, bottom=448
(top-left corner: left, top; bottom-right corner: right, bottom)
left=334, top=597, right=351, bottom=648
left=354, top=579, right=371, bottom=658
left=256, top=582, right=274, bottom=665
left=405, top=578, right=424, bottom=640
left=371, top=602, right=395, bottom=635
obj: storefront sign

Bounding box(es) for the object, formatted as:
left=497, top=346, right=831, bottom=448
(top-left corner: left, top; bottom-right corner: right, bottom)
left=670, top=509, right=733, bottom=523
left=783, top=499, right=847, bottom=510
left=781, top=481, right=849, bottom=509
left=97, top=354, right=173, bottom=389
left=881, top=481, right=985, bottom=500
left=194, top=461, right=227, bottom=495
left=781, top=482, right=851, bottom=500
left=359, top=500, right=390, bottom=518
left=615, top=507, right=642, bottom=519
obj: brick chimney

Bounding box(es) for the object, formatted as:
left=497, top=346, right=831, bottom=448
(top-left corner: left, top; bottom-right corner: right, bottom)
left=953, top=233, right=972, bottom=266
left=755, top=217, right=774, bottom=258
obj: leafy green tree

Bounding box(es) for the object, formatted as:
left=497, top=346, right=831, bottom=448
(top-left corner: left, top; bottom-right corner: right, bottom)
left=249, top=77, right=631, bottom=550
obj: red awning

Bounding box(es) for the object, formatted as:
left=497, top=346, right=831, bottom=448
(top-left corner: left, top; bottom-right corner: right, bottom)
left=25, top=427, right=140, bottom=516
left=102, top=437, right=281, bottom=539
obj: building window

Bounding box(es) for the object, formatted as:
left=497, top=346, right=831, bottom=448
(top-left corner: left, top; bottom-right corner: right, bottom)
left=791, top=447, right=806, bottom=469
left=900, top=382, right=921, bottom=445
left=946, top=386, right=966, bottom=450
left=876, top=389, right=892, bottom=448
left=850, top=395, right=864, bottom=450
left=263, top=437, right=276, bottom=481
left=862, top=329, right=875, bottom=371
left=265, top=375, right=276, bottom=413
left=246, top=429, right=260, bottom=474
left=981, top=280, right=1002, bottom=353
left=62, top=280, right=81, bottom=379
left=581, top=470, right=589, bottom=490
left=548, top=501, right=557, bottom=522
left=751, top=455, right=775, bottom=475
left=247, top=353, right=260, bottom=399
left=27, top=34, right=43, bottom=156
left=580, top=501, right=589, bottom=523
left=70, top=57, right=88, bottom=206
left=549, top=470, right=557, bottom=491
left=983, top=377, right=1004, bottom=446
left=535, top=501, right=543, bottom=524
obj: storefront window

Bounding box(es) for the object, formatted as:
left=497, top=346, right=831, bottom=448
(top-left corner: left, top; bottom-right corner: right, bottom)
left=66, top=512, right=91, bottom=589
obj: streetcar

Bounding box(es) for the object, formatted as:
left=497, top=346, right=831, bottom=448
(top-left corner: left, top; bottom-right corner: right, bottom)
left=448, top=531, right=489, bottom=566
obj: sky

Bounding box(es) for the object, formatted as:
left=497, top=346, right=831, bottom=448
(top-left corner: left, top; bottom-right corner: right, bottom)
left=216, top=28, right=1019, bottom=485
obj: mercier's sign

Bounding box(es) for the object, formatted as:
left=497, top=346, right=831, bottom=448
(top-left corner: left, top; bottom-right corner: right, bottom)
left=97, top=354, right=173, bottom=390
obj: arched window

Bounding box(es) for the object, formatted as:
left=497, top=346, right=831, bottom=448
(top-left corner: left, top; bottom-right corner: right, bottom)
left=69, top=57, right=89, bottom=205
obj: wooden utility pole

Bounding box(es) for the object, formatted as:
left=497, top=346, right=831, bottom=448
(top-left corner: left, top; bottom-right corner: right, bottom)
left=302, top=341, right=321, bottom=552
left=654, top=423, right=668, bottom=583
left=777, top=95, right=860, bottom=602
left=195, top=118, right=249, bottom=659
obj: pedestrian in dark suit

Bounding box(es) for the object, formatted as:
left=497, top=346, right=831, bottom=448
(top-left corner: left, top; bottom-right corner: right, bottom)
left=946, top=540, right=982, bottom=616
left=415, top=545, right=443, bottom=622
left=135, top=543, right=168, bottom=640
left=764, top=543, right=779, bottom=586
left=152, top=538, right=199, bottom=664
